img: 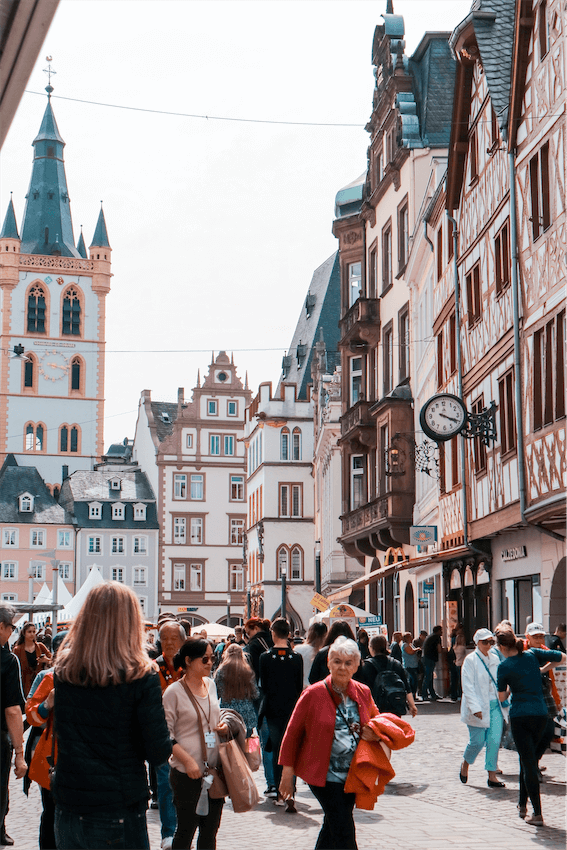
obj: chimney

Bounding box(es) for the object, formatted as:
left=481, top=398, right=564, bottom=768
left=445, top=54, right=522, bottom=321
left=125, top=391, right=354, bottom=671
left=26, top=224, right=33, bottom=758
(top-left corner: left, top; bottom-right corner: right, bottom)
left=62, top=465, right=69, bottom=482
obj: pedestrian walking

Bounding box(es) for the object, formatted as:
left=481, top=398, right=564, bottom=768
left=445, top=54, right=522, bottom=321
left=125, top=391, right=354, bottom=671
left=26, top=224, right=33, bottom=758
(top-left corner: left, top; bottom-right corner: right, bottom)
left=420, top=626, right=443, bottom=700
left=215, top=643, right=259, bottom=736
left=155, top=620, right=187, bottom=850
left=243, top=617, right=276, bottom=797
left=496, top=629, right=566, bottom=826
left=356, top=629, right=370, bottom=661
left=279, top=636, right=380, bottom=850
left=449, top=623, right=467, bottom=701
left=523, top=623, right=562, bottom=772
left=459, top=628, right=507, bottom=788
left=0, top=603, right=26, bottom=848
left=360, top=634, right=417, bottom=718
left=52, top=582, right=171, bottom=850
left=401, top=632, right=419, bottom=697
left=162, top=638, right=228, bottom=849
left=295, top=622, right=328, bottom=689
left=12, top=623, right=52, bottom=698
left=308, top=620, right=358, bottom=685
left=389, top=631, right=403, bottom=663
left=258, top=619, right=303, bottom=812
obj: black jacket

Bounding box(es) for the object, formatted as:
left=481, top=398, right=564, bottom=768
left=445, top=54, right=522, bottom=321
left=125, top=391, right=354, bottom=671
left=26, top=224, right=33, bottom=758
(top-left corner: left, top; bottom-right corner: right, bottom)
left=52, top=671, right=171, bottom=813
left=244, top=630, right=272, bottom=683
left=258, top=646, right=302, bottom=722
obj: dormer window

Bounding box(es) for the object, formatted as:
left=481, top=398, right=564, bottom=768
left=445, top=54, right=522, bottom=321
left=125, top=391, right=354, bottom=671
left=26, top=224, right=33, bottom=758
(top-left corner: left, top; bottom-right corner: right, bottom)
left=282, top=355, right=292, bottom=379
left=112, top=503, right=125, bottom=520
left=161, top=412, right=171, bottom=424
left=305, top=293, right=316, bottom=317
left=110, top=478, right=121, bottom=491
left=89, top=502, right=102, bottom=519
left=19, top=493, right=34, bottom=513
left=133, top=503, right=147, bottom=521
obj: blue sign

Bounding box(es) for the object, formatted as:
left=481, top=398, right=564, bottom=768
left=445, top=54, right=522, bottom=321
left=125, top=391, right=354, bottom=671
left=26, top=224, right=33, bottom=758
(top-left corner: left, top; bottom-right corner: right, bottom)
left=358, top=615, right=382, bottom=626
left=423, top=582, right=435, bottom=594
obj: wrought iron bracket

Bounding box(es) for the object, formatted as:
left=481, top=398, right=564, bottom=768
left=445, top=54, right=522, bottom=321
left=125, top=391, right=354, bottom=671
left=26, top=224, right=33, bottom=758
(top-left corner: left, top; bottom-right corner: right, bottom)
left=386, top=433, right=440, bottom=480
left=461, top=401, right=497, bottom=446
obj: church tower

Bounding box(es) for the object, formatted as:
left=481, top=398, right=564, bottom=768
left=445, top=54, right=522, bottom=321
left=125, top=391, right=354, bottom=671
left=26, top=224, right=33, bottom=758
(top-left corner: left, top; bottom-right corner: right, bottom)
left=0, top=86, right=111, bottom=491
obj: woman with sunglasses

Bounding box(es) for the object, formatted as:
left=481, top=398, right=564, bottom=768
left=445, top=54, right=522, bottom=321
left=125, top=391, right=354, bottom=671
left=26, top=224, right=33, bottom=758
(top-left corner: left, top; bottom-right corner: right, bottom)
left=459, top=628, right=507, bottom=788
left=163, top=638, right=228, bottom=849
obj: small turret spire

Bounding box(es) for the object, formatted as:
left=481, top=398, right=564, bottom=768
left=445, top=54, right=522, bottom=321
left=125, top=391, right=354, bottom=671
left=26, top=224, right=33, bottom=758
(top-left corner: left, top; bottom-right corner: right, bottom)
left=90, top=205, right=110, bottom=248
left=196, top=369, right=201, bottom=388
left=43, top=56, right=56, bottom=99
left=76, top=226, right=87, bottom=258
left=0, top=195, right=20, bottom=239
left=386, top=0, right=394, bottom=13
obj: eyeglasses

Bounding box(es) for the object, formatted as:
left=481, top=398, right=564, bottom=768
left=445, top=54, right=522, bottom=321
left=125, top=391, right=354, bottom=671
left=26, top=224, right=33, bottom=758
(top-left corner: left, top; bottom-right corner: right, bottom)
left=479, top=639, right=494, bottom=645
left=201, top=655, right=213, bottom=664
left=1, top=622, right=15, bottom=632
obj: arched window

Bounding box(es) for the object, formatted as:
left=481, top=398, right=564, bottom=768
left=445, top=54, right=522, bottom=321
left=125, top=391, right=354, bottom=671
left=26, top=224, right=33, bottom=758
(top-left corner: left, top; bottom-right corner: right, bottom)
left=27, top=284, right=47, bottom=333
left=70, top=356, right=83, bottom=393
left=290, top=546, right=303, bottom=580
left=292, top=427, right=302, bottom=461
left=23, top=353, right=37, bottom=393
left=280, top=428, right=290, bottom=461
left=277, top=545, right=289, bottom=579
left=62, top=287, right=81, bottom=336
left=60, top=424, right=80, bottom=454
left=24, top=422, right=45, bottom=452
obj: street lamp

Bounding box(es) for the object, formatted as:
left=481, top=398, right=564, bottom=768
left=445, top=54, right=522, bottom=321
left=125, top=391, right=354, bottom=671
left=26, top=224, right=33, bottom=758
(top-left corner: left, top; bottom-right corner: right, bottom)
left=280, top=566, right=287, bottom=621
left=226, top=594, right=231, bottom=629
left=246, top=581, right=251, bottom=619
left=315, top=541, right=321, bottom=594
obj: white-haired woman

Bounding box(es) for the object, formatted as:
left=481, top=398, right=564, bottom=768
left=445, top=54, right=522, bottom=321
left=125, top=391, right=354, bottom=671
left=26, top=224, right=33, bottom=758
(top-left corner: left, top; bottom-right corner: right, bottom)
left=279, top=637, right=380, bottom=849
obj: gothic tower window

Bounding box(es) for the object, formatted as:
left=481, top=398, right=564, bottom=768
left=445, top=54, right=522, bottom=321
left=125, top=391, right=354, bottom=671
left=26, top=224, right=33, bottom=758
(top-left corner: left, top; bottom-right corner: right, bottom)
left=60, top=424, right=80, bottom=454
left=70, top=356, right=83, bottom=394
left=24, top=422, right=45, bottom=452
left=27, top=285, right=47, bottom=334
left=62, top=287, right=81, bottom=336
left=23, top=354, right=37, bottom=393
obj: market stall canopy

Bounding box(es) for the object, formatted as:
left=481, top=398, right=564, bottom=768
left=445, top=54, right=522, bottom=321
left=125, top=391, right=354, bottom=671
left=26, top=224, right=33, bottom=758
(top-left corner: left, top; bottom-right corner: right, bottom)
left=190, top=623, right=237, bottom=641
left=60, top=566, right=105, bottom=621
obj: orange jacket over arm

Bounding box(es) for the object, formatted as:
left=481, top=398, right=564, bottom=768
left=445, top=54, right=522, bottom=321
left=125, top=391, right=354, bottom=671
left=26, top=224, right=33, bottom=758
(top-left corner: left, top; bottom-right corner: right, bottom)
left=25, top=671, right=55, bottom=789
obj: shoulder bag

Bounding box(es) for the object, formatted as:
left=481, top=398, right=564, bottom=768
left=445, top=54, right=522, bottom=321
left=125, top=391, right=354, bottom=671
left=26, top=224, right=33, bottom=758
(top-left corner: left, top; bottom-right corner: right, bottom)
left=179, top=679, right=227, bottom=800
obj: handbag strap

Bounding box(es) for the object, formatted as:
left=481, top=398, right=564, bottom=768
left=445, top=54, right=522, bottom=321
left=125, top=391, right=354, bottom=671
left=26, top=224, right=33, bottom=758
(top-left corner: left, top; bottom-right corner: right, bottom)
left=475, top=650, right=499, bottom=690
left=180, top=678, right=209, bottom=769
left=324, top=683, right=360, bottom=745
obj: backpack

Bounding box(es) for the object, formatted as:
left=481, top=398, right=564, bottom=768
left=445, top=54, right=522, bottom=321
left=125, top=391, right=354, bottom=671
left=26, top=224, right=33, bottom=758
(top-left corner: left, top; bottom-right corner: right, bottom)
left=369, top=657, right=407, bottom=717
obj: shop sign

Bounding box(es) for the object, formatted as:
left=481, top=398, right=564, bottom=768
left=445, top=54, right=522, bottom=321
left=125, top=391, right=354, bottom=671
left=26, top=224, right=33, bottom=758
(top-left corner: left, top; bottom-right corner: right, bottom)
left=311, top=593, right=331, bottom=612
left=358, top=615, right=382, bottom=627
left=418, top=598, right=428, bottom=608
left=410, top=526, right=438, bottom=545
left=502, top=546, right=527, bottom=561
left=423, top=581, right=435, bottom=594
left=177, top=607, right=198, bottom=612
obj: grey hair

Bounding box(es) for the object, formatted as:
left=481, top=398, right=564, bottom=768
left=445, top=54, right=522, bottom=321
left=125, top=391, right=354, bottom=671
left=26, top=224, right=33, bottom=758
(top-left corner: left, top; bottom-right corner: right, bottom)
left=0, top=603, right=16, bottom=626
left=159, top=621, right=187, bottom=641
left=328, top=636, right=361, bottom=663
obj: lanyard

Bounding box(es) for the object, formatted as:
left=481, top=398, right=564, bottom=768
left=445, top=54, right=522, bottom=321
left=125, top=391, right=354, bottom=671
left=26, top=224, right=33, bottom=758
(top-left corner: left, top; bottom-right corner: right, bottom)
left=325, top=683, right=360, bottom=744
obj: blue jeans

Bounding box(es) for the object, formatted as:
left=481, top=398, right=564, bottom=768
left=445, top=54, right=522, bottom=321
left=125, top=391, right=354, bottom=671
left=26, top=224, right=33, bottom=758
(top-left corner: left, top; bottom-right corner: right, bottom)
left=54, top=805, right=149, bottom=850
left=405, top=667, right=418, bottom=697
left=463, top=700, right=504, bottom=771
left=156, top=760, right=177, bottom=838
left=421, top=658, right=437, bottom=699
left=259, top=717, right=274, bottom=787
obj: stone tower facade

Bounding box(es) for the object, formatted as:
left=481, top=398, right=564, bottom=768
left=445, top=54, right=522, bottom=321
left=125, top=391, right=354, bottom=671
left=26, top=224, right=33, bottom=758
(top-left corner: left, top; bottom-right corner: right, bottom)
left=0, top=91, right=111, bottom=493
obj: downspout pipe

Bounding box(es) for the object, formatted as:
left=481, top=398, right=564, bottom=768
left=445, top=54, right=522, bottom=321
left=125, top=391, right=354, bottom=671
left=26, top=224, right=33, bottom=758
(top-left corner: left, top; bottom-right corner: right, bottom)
left=424, top=219, right=434, bottom=253
left=447, top=212, right=487, bottom=559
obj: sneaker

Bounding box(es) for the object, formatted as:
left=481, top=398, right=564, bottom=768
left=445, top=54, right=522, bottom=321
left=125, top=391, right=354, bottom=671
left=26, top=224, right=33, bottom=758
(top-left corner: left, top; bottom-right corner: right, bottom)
left=264, top=786, right=278, bottom=798
left=161, top=838, right=173, bottom=850
left=274, top=796, right=285, bottom=807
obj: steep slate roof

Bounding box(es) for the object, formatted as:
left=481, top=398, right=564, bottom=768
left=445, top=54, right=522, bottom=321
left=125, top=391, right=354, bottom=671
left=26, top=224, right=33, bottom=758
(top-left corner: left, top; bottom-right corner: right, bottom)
left=276, top=252, right=341, bottom=400
left=409, top=33, right=456, bottom=147
left=20, top=96, right=80, bottom=258
left=0, top=197, right=20, bottom=239
left=449, top=0, right=516, bottom=137
left=149, top=402, right=178, bottom=442
left=90, top=206, right=111, bottom=248
left=59, top=468, right=159, bottom=530
left=0, top=455, right=72, bottom=524
left=76, top=230, right=87, bottom=258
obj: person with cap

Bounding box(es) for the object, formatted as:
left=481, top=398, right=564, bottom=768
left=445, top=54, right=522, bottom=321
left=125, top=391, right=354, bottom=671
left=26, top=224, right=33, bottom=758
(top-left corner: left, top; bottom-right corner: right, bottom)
left=496, top=628, right=566, bottom=826
left=0, top=603, right=26, bottom=847
left=459, top=628, right=507, bottom=788
left=524, top=623, right=562, bottom=778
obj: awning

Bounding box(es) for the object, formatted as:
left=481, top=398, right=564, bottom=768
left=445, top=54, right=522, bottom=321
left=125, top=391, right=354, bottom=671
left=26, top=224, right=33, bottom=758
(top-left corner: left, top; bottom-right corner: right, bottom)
left=326, top=544, right=472, bottom=603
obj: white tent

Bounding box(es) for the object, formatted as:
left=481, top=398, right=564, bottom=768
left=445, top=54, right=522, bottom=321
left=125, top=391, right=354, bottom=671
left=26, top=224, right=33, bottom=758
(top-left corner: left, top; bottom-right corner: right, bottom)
left=310, top=603, right=385, bottom=637
left=60, top=566, right=106, bottom=621
left=190, top=623, right=237, bottom=641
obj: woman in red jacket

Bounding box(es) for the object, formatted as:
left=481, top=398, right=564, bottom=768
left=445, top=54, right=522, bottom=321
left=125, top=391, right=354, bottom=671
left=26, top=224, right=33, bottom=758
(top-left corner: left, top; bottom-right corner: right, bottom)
left=279, top=636, right=380, bottom=850
left=13, top=622, right=52, bottom=696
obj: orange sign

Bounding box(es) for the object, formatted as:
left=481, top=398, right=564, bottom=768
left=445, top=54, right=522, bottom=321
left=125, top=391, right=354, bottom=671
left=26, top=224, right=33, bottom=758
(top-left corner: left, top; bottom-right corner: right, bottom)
left=310, top=593, right=331, bottom=612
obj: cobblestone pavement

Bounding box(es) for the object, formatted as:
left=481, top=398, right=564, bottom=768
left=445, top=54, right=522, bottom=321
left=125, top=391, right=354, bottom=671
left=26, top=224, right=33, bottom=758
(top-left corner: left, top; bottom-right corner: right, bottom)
left=3, top=700, right=565, bottom=850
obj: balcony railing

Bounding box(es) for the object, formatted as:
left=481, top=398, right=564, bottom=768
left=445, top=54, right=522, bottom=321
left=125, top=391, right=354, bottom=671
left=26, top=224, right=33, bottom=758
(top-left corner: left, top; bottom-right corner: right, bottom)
left=341, top=496, right=389, bottom=536
left=339, top=297, right=380, bottom=338
left=340, top=400, right=373, bottom=437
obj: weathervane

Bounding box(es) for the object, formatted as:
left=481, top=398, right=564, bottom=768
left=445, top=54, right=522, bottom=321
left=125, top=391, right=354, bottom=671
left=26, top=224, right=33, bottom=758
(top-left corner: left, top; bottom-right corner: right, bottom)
left=43, top=56, right=56, bottom=97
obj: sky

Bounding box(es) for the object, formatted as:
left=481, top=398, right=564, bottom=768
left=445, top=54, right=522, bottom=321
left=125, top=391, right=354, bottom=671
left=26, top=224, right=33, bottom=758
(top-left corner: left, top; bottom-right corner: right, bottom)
left=1, top=0, right=472, bottom=448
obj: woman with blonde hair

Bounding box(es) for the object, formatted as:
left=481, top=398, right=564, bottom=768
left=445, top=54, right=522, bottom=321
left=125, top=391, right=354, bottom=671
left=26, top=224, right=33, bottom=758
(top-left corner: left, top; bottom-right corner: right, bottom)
left=214, top=643, right=259, bottom=736
left=52, top=582, right=171, bottom=850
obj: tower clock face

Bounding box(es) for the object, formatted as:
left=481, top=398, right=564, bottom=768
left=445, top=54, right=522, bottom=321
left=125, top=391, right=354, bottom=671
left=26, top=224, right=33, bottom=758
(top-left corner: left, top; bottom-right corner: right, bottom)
left=39, top=350, right=69, bottom=382
left=420, top=393, right=467, bottom=442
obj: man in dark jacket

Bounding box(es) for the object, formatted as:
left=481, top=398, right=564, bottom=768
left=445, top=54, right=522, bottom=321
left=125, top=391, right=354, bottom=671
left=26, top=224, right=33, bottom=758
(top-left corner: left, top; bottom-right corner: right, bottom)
left=244, top=618, right=275, bottom=795
left=0, top=604, right=25, bottom=847
left=421, top=625, right=443, bottom=701
left=259, top=618, right=303, bottom=812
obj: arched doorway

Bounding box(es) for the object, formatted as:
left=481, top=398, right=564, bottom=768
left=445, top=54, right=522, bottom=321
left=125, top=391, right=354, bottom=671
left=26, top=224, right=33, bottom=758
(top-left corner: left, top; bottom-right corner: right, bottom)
left=404, top=582, right=415, bottom=635
left=549, top=557, right=566, bottom=630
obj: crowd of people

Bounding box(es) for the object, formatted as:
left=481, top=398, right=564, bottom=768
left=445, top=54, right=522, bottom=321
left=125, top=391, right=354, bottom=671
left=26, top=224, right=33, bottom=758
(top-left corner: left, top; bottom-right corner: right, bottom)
left=0, top=593, right=565, bottom=849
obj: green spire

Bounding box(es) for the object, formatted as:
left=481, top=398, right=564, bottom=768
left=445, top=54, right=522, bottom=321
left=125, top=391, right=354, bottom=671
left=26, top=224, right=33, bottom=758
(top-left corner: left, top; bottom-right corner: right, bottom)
left=90, top=206, right=110, bottom=248
left=20, top=95, right=79, bottom=257
left=76, top=229, right=87, bottom=258
left=0, top=197, right=20, bottom=239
